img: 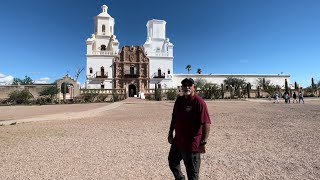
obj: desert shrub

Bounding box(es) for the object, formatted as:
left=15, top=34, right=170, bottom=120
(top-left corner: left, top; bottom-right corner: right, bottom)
left=82, top=93, right=99, bottom=103
left=166, top=89, right=178, bottom=100
left=145, top=94, right=155, bottom=100
left=8, top=89, right=34, bottom=104
left=96, top=94, right=109, bottom=102
left=39, top=86, right=60, bottom=104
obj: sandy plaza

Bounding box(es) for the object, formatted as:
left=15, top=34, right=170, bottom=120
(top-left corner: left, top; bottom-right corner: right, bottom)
left=1, top=98, right=319, bottom=180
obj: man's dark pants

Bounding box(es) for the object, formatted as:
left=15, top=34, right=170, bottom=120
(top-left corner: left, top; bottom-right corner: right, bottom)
left=168, top=144, right=201, bottom=180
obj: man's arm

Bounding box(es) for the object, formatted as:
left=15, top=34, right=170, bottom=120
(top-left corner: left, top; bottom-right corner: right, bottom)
left=201, top=123, right=210, bottom=142
left=168, top=114, right=175, bottom=144
left=168, top=99, right=178, bottom=144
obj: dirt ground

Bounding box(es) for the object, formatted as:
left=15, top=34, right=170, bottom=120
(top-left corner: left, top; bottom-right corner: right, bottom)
left=0, top=98, right=319, bottom=180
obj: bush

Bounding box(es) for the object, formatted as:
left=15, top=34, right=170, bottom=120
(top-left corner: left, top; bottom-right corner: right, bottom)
left=166, top=89, right=178, bottom=100
left=96, top=94, right=109, bottom=102
left=9, top=89, right=34, bottom=104
left=82, top=93, right=99, bottom=103
left=112, top=92, right=120, bottom=102
left=145, top=94, right=155, bottom=100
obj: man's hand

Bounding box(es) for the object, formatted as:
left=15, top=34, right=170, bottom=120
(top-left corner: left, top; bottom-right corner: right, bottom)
left=199, top=145, right=206, bottom=154
left=168, top=133, right=174, bottom=144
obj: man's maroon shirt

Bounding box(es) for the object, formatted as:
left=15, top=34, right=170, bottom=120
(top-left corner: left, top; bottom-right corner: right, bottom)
left=172, top=94, right=211, bottom=152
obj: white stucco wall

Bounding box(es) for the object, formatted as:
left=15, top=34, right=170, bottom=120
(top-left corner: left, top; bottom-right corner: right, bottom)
left=86, top=79, right=113, bottom=89
left=172, top=74, right=290, bottom=89
left=86, top=56, right=114, bottom=78
left=149, top=57, right=173, bottom=78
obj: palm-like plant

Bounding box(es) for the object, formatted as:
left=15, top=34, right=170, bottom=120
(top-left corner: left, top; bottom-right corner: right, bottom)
left=186, top=65, right=191, bottom=74
left=197, top=68, right=202, bottom=74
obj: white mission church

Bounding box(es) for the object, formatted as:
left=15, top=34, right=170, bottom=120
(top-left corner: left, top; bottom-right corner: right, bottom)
left=85, top=5, right=290, bottom=97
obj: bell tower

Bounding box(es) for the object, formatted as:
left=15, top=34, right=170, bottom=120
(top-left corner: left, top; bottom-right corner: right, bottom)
left=144, top=19, right=174, bottom=89
left=85, top=4, right=120, bottom=89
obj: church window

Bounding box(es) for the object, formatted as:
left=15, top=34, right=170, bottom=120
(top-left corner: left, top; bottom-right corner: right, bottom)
left=100, top=82, right=105, bottom=89
left=101, top=45, right=106, bottom=51
left=168, top=69, right=171, bottom=74
left=102, top=25, right=106, bottom=32
left=89, top=68, right=93, bottom=74
left=158, top=68, right=161, bottom=77
left=101, top=66, right=105, bottom=76
left=130, top=65, right=134, bottom=75
left=110, top=26, right=113, bottom=34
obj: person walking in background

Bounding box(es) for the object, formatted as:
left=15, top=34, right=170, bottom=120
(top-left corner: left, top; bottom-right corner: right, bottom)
left=292, top=92, right=298, bottom=103
left=284, top=92, right=289, bottom=103
left=168, top=78, right=211, bottom=180
left=299, top=91, right=304, bottom=103
left=274, top=92, right=279, bottom=103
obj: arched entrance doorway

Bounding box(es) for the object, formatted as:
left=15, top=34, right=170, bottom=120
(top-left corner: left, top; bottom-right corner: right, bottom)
left=128, top=84, right=137, bottom=97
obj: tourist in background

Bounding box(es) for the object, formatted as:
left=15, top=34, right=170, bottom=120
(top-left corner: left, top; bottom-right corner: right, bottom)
left=274, top=92, right=279, bottom=103
left=292, top=92, right=298, bottom=103
left=299, top=91, right=304, bottom=103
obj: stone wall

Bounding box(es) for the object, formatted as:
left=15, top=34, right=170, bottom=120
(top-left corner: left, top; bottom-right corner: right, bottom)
left=0, top=84, right=55, bottom=100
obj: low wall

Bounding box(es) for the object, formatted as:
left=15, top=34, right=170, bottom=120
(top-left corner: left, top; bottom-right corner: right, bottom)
left=0, top=84, right=55, bottom=99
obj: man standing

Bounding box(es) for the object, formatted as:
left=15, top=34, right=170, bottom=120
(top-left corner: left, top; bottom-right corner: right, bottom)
left=168, top=78, right=211, bottom=180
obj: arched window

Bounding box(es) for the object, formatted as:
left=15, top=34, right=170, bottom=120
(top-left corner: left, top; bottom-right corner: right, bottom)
left=110, top=26, right=112, bottom=34
left=89, top=67, right=93, bottom=74
left=168, top=69, right=171, bottom=74
left=101, top=45, right=106, bottom=51
left=158, top=68, right=161, bottom=77
left=102, top=25, right=106, bottom=32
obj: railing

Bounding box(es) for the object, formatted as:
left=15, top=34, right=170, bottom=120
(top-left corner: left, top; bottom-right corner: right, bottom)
left=80, top=88, right=126, bottom=100
left=96, top=71, right=108, bottom=78
left=124, top=70, right=139, bottom=78
left=146, top=52, right=172, bottom=57
left=81, top=88, right=126, bottom=95
left=152, top=72, right=165, bottom=78
left=90, top=51, right=118, bottom=55
left=87, top=72, right=108, bottom=79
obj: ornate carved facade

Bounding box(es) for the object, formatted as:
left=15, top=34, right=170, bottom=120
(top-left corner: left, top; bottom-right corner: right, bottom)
left=113, top=46, right=150, bottom=97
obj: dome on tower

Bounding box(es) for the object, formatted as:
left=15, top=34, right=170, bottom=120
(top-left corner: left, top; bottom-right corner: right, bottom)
left=98, top=5, right=111, bottom=17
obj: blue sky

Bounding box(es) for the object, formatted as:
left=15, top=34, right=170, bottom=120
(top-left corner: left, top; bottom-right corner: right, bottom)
left=0, top=0, right=319, bottom=87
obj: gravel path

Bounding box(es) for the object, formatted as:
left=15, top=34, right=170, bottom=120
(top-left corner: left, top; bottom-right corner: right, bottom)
left=0, top=99, right=319, bottom=179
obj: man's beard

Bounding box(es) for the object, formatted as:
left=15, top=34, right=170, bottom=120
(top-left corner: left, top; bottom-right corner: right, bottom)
left=184, top=90, right=191, bottom=96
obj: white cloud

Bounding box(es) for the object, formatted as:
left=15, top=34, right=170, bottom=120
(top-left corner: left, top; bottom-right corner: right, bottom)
left=34, top=77, right=50, bottom=84
left=0, top=73, right=14, bottom=85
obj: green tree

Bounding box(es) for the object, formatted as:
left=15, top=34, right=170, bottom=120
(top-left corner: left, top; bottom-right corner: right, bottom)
left=22, top=76, right=34, bottom=85
left=12, top=76, right=34, bottom=85
left=203, top=83, right=221, bottom=99
left=223, top=77, right=246, bottom=98
left=256, top=78, right=270, bottom=90
left=264, top=84, right=277, bottom=98
left=185, top=65, right=191, bottom=74
left=194, top=78, right=207, bottom=90
left=285, top=79, right=289, bottom=92
left=39, top=86, right=60, bottom=103
left=197, top=68, right=202, bottom=74
left=12, top=78, right=22, bottom=85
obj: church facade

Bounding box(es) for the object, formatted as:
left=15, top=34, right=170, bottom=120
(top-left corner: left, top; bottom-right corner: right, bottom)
left=85, top=5, right=290, bottom=96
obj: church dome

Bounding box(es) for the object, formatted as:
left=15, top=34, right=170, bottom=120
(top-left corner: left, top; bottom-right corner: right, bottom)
left=98, top=5, right=111, bottom=17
